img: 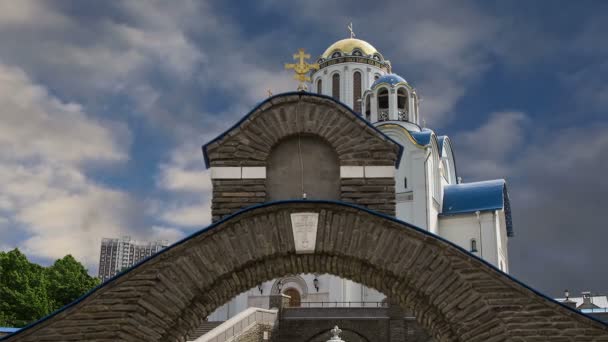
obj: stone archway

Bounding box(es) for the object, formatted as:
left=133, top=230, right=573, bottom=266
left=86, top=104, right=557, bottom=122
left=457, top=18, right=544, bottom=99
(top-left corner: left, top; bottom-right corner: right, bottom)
left=4, top=201, right=608, bottom=342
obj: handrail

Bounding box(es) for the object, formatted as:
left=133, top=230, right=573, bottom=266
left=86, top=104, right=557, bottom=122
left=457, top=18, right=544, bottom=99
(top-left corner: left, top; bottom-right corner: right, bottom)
left=192, top=307, right=278, bottom=342
left=286, top=301, right=388, bottom=308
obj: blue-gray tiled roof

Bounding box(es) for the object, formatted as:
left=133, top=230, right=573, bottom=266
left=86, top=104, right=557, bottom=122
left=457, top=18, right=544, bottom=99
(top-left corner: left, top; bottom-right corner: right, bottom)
left=371, top=73, right=407, bottom=88
left=442, top=179, right=513, bottom=237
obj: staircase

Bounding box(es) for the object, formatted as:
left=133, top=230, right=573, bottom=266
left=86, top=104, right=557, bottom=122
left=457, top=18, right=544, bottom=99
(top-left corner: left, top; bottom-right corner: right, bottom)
left=187, top=321, right=223, bottom=341
left=187, top=308, right=278, bottom=342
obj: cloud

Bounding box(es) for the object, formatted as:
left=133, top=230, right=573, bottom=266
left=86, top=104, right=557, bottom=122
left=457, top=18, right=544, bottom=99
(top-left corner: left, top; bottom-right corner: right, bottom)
left=454, top=111, right=527, bottom=180
left=0, top=64, right=129, bottom=164
left=150, top=226, right=186, bottom=244
left=153, top=143, right=212, bottom=230
left=454, top=109, right=608, bottom=295
left=0, top=63, right=137, bottom=269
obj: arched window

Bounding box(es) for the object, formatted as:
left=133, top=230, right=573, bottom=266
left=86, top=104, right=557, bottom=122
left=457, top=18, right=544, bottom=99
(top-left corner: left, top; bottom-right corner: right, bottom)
left=317, top=79, right=322, bottom=94
left=353, top=71, right=362, bottom=113
left=397, top=88, right=408, bottom=121
left=332, top=73, right=340, bottom=101
left=364, top=94, right=371, bottom=121
left=374, top=74, right=380, bottom=81
left=470, top=239, right=478, bottom=253
left=377, top=88, right=389, bottom=121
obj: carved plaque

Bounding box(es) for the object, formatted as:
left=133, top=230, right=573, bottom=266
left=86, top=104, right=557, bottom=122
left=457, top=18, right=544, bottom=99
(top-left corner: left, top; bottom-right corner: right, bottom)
left=290, top=212, right=319, bottom=254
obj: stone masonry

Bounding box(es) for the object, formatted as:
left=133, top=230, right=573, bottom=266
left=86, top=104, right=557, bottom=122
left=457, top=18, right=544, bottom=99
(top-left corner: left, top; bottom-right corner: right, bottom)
left=204, top=94, right=401, bottom=221
left=5, top=201, right=608, bottom=342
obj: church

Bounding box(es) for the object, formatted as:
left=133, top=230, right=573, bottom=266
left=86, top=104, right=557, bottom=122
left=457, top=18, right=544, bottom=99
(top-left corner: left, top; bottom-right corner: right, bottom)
left=4, top=32, right=606, bottom=342
left=207, top=34, right=513, bottom=322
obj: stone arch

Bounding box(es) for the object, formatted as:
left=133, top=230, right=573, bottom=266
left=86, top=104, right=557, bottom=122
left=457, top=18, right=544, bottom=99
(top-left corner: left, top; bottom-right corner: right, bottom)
left=6, top=201, right=608, bottom=342
left=205, top=93, right=402, bottom=221
left=270, top=275, right=309, bottom=297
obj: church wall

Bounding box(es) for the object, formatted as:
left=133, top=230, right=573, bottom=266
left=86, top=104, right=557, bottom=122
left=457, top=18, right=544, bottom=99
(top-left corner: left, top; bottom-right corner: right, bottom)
left=438, top=211, right=500, bottom=268
left=312, top=63, right=386, bottom=110
left=497, top=209, right=509, bottom=272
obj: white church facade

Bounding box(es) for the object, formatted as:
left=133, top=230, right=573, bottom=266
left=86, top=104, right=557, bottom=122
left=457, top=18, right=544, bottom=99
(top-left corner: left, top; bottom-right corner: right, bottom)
left=208, top=36, right=513, bottom=321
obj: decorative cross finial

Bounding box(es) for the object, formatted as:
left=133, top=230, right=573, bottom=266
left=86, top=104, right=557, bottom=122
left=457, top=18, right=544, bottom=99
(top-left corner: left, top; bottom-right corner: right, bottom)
left=331, top=326, right=342, bottom=338
left=284, top=48, right=320, bottom=91
left=348, top=22, right=355, bottom=38
left=267, top=89, right=273, bottom=97
left=327, top=325, right=343, bottom=342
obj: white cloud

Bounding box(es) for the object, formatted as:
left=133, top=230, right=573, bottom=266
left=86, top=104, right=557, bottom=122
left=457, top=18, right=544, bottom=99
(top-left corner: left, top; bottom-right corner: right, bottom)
left=160, top=201, right=212, bottom=228
left=0, top=63, right=136, bottom=269
left=153, top=143, right=213, bottom=229
left=0, top=64, right=129, bottom=164
left=150, top=226, right=186, bottom=244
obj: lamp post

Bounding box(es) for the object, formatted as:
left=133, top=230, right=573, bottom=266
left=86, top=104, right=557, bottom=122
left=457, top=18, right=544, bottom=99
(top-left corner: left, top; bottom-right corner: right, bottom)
left=313, top=277, right=320, bottom=292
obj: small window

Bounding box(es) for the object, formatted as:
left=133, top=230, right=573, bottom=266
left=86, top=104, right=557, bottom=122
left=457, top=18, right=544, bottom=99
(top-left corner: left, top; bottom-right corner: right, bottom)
left=404, top=177, right=408, bottom=189
left=353, top=71, right=362, bottom=113
left=317, top=79, right=322, bottom=94
left=365, top=94, right=371, bottom=121
left=470, top=239, right=478, bottom=253
left=377, top=88, right=389, bottom=121
left=332, top=73, right=340, bottom=100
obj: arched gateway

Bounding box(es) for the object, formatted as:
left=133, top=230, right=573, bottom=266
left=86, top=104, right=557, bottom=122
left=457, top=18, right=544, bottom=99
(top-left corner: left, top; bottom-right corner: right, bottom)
left=3, top=201, right=608, bottom=341
left=3, top=94, right=607, bottom=341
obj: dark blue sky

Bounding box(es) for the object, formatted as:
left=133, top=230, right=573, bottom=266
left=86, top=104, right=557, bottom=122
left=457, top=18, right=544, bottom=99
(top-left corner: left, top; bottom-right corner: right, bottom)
left=0, top=0, right=607, bottom=298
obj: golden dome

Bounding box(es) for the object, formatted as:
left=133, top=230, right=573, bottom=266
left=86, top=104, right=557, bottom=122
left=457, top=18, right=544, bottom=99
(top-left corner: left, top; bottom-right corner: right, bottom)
left=321, top=38, right=379, bottom=59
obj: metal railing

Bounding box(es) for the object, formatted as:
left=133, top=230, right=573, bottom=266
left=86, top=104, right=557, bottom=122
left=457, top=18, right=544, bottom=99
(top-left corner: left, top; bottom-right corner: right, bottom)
left=192, top=307, right=278, bottom=342
left=286, top=301, right=388, bottom=308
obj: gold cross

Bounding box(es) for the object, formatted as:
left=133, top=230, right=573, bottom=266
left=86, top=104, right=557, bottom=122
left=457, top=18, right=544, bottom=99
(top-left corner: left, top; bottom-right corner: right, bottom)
left=285, top=48, right=319, bottom=91
left=348, top=22, right=355, bottom=38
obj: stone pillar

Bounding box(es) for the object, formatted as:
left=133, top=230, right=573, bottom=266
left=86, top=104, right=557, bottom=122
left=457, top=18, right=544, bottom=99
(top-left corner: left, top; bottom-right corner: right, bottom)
left=387, top=298, right=405, bottom=342
left=269, top=294, right=291, bottom=313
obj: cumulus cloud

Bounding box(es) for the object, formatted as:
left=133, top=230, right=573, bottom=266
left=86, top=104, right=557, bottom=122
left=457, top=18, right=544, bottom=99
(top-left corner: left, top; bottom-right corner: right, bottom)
left=453, top=109, right=608, bottom=295
left=153, top=143, right=212, bottom=230
left=0, top=63, right=136, bottom=269
left=454, top=111, right=527, bottom=180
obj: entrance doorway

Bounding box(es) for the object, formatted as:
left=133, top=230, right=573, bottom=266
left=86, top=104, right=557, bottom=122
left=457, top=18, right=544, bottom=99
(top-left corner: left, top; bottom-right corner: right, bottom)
left=284, top=288, right=301, bottom=307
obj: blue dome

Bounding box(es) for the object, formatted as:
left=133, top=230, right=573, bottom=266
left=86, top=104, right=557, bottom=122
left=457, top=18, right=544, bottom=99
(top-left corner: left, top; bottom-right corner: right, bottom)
left=371, top=74, right=407, bottom=88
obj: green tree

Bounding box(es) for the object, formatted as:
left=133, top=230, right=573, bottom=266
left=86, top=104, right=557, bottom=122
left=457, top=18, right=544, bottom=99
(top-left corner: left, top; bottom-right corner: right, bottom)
left=46, top=255, right=99, bottom=311
left=0, top=249, right=51, bottom=327
left=0, top=249, right=99, bottom=327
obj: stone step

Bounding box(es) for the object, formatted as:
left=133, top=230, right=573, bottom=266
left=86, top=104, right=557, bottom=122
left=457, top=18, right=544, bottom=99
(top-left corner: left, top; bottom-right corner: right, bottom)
left=187, top=321, right=224, bottom=341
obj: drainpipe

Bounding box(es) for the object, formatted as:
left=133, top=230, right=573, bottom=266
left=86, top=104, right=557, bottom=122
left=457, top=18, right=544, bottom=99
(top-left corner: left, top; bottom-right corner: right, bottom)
left=475, top=211, right=483, bottom=258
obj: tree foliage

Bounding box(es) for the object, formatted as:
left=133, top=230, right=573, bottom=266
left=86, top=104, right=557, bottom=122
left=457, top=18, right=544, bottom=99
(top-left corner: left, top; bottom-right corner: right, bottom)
left=0, top=249, right=99, bottom=327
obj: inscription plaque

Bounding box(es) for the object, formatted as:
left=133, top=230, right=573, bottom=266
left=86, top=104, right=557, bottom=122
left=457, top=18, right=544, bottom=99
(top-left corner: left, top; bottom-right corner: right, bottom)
left=290, top=212, right=319, bottom=254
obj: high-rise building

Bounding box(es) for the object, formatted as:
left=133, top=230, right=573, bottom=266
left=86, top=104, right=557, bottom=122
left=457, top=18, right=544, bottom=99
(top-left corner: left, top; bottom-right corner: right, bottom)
left=98, top=236, right=168, bottom=282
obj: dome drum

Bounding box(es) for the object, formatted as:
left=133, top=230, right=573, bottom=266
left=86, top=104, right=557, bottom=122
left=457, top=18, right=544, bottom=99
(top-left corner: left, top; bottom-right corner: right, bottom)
left=316, top=38, right=391, bottom=72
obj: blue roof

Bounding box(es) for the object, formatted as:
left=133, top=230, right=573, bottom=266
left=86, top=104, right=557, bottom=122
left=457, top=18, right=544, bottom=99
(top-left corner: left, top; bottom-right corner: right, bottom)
left=409, top=128, right=433, bottom=146
left=0, top=328, right=19, bottom=333
left=441, top=179, right=513, bottom=237
left=371, top=73, right=407, bottom=88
